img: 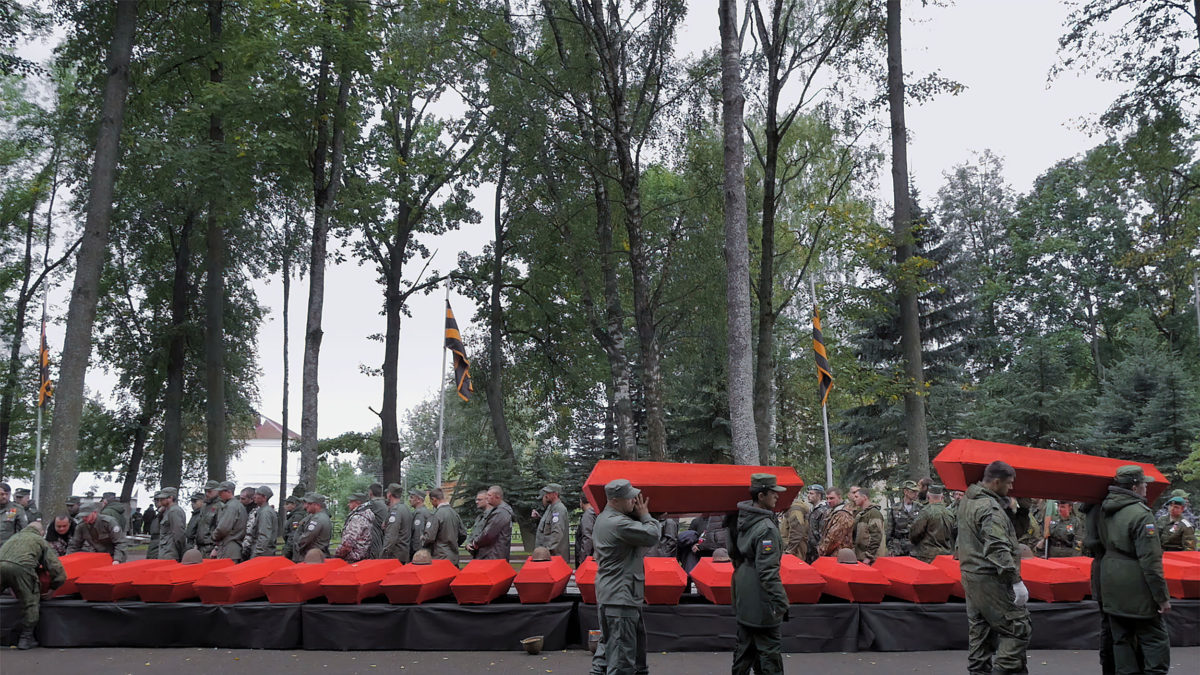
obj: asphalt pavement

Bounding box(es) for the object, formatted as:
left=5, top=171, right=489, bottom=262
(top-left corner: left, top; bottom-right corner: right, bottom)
left=4, top=647, right=1199, bottom=674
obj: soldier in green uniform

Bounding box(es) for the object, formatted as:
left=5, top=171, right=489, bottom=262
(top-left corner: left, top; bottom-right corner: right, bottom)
left=1, top=482, right=29, bottom=546
left=909, top=485, right=956, bottom=563
left=0, top=522, right=65, bottom=649
left=185, top=491, right=205, bottom=551
left=1038, top=501, right=1085, bottom=558
left=409, top=489, right=433, bottom=560
left=292, top=493, right=332, bottom=562
left=99, top=492, right=127, bottom=529
left=280, top=495, right=305, bottom=559
left=805, top=485, right=827, bottom=563
left=68, top=501, right=128, bottom=562
left=248, top=486, right=278, bottom=557
left=13, top=488, right=40, bottom=523
left=381, top=483, right=413, bottom=562
left=145, top=492, right=163, bottom=560
left=153, top=487, right=187, bottom=561
left=731, top=474, right=788, bottom=675
left=65, top=495, right=82, bottom=519
left=778, top=491, right=810, bottom=559
left=589, top=479, right=660, bottom=675
left=195, top=480, right=222, bottom=556
left=534, top=483, right=571, bottom=560
left=1157, top=496, right=1196, bottom=551
left=851, top=487, right=887, bottom=563
left=1100, top=465, right=1170, bottom=674
left=1079, top=499, right=1115, bottom=673
left=887, top=480, right=921, bottom=556
left=957, top=460, right=1030, bottom=675
left=210, top=481, right=247, bottom=560
left=367, top=483, right=388, bottom=559
left=423, top=488, right=466, bottom=565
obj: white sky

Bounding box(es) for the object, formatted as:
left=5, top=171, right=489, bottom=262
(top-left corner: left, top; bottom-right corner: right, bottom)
left=34, top=1, right=1127, bottom=448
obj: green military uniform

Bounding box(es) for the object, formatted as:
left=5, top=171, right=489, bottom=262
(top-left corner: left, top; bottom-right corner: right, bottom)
left=281, top=498, right=306, bottom=560
left=0, top=526, right=66, bottom=649
left=210, top=482, right=248, bottom=560
left=806, top=493, right=829, bottom=563
left=14, top=489, right=40, bottom=523
left=731, top=474, right=788, bottom=675
left=957, top=481, right=1030, bottom=675
left=411, top=498, right=433, bottom=560
left=100, top=494, right=127, bottom=529
left=853, top=503, right=887, bottom=563
left=146, top=505, right=161, bottom=560
left=382, top=499, right=413, bottom=563
left=887, top=480, right=922, bottom=556
left=779, top=496, right=810, bottom=559
left=184, top=492, right=204, bottom=551
left=67, top=504, right=128, bottom=562
left=249, top=503, right=278, bottom=558
left=1018, top=498, right=1045, bottom=549
left=195, top=481, right=222, bottom=555
left=909, top=490, right=956, bottom=563
left=367, top=495, right=388, bottom=559
left=590, top=479, right=660, bottom=675
left=535, top=485, right=571, bottom=560
left=423, top=502, right=467, bottom=565
left=1079, top=501, right=1116, bottom=673
left=292, top=494, right=332, bottom=562
left=1157, top=497, right=1196, bottom=551
left=1099, top=467, right=1170, bottom=674
left=1043, top=509, right=1085, bottom=557
left=1, top=499, right=29, bottom=546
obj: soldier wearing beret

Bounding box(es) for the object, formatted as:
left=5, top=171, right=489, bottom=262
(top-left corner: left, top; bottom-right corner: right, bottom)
left=247, top=486, right=278, bottom=558
left=292, top=493, right=332, bottom=562
left=0, top=482, right=29, bottom=546
left=68, top=501, right=128, bottom=562
left=155, top=487, right=188, bottom=562
left=0, top=521, right=65, bottom=649
left=909, top=485, right=956, bottom=563
left=1157, top=496, right=1196, bottom=552
left=335, top=491, right=376, bottom=562
left=1154, top=488, right=1194, bottom=521
left=534, top=483, right=571, bottom=560
left=210, top=481, right=247, bottom=560
left=731, top=474, right=788, bottom=675
left=887, top=480, right=921, bottom=556
left=1099, top=465, right=1170, bottom=673
left=14, top=488, right=40, bottom=524
left=381, top=484, right=413, bottom=563
left=589, top=479, right=660, bottom=675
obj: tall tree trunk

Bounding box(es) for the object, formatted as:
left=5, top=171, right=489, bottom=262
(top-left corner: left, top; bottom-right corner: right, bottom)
left=720, top=0, right=758, bottom=466
left=0, top=200, right=36, bottom=478
left=161, top=210, right=194, bottom=488
left=886, top=0, right=929, bottom=478
left=1086, top=295, right=1102, bottom=388
left=486, top=151, right=515, bottom=462
left=280, top=213, right=291, bottom=510
left=379, top=206, right=412, bottom=487
left=204, top=0, right=227, bottom=481
left=299, top=14, right=354, bottom=492
left=42, top=0, right=137, bottom=513
left=120, top=375, right=160, bottom=501
left=593, top=175, right=638, bottom=460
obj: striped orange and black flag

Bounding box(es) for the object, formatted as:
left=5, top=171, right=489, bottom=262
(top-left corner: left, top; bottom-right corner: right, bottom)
left=812, top=304, right=833, bottom=406
left=37, top=317, right=53, bottom=407
left=444, top=300, right=473, bottom=402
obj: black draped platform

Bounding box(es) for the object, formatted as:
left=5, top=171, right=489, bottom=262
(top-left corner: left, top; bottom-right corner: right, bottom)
left=2, top=596, right=1197, bottom=652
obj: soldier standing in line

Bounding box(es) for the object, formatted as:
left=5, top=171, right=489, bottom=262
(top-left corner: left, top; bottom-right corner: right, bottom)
left=210, top=481, right=248, bottom=561
left=467, top=490, right=491, bottom=557
left=366, top=483, right=388, bottom=559
left=909, top=485, right=956, bottom=563
left=156, top=487, right=188, bottom=562
left=1, top=482, right=29, bottom=546
left=778, top=490, right=810, bottom=559
left=184, top=491, right=205, bottom=551
left=248, top=486, right=278, bottom=558
left=12, top=488, right=40, bottom=524
left=146, top=494, right=162, bottom=560
left=576, top=492, right=597, bottom=566
left=818, top=488, right=854, bottom=557
left=805, top=485, right=828, bottom=563
left=335, top=491, right=375, bottom=562
left=409, top=489, right=433, bottom=560
left=381, top=483, right=413, bottom=562
left=887, top=480, right=921, bottom=556
left=958, top=460, right=1030, bottom=675
left=281, top=495, right=305, bottom=560
left=422, top=488, right=466, bottom=565
left=851, top=487, right=887, bottom=563
left=534, top=483, right=571, bottom=560
left=195, top=480, right=222, bottom=556
left=239, top=487, right=259, bottom=556
left=468, top=486, right=513, bottom=561
left=730, top=474, right=788, bottom=675
left=68, top=502, right=128, bottom=562
left=1099, top=465, right=1171, bottom=674
left=292, top=493, right=332, bottom=561
left=1157, top=496, right=1196, bottom=552
left=99, top=492, right=127, bottom=529
left=1039, top=500, right=1085, bottom=558
left=0, top=521, right=65, bottom=649
left=589, top=480, right=660, bottom=675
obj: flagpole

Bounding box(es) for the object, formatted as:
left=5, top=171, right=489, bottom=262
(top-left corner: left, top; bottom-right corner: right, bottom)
left=33, top=294, right=48, bottom=506
left=435, top=285, right=450, bottom=489
left=812, top=277, right=833, bottom=488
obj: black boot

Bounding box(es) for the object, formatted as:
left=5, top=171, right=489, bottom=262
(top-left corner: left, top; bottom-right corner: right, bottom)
left=17, top=628, right=37, bottom=650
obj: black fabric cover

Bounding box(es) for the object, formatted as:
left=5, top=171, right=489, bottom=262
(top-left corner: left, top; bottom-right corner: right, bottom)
left=577, top=599, right=860, bottom=653
left=1165, top=598, right=1199, bottom=647
left=300, top=597, right=574, bottom=651
left=32, top=599, right=302, bottom=648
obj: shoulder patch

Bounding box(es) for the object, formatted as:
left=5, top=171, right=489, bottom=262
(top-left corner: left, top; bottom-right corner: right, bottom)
left=307, top=522, right=316, bottom=531
left=425, top=521, right=432, bottom=529
left=552, top=513, right=560, bottom=523
left=760, top=539, right=774, bottom=555
left=388, top=515, right=396, bottom=523
left=113, top=526, right=121, bottom=533
left=1144, top=522, right=1157, bottom=536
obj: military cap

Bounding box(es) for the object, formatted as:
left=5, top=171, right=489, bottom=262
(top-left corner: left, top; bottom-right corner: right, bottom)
left=927, top=484, right=945, bottom=496
left=1166, top=496, right=1186, bottom=506
left=540, top=483, right=563, bottom=495
left=807, top=484, right=825, bottom=494
left=190, top=492, right=205, bottom=501
left=408, top=488, right=427, bottom=498
left=255, top=485, right=274, bottom=498
left=153, top=490, right=169, bottom=500
left=79, top=501, right=101, bottom=514
left=14, top=487, right=30, bottom=497
left=102, top=491, right=117, bottom=500
left=901, top=480, right=919, bottom=491
left=303, top=492, right=326, bottom=505
left=203, top=480, right=220, bottom=491
left=66, top=495, right=82, bottom=505
left=1115, top=465, right=1153, bottom=484
left=217, top=480, right=236, bottom=493
left=347, top=491, right=367, bottom=503
left=284, top=495, right=299, bottom=505
left=160, top=487, right=178, bottom=498
left=604, top=479, right=640, bottom=500
left=750, top=473, right=787, bottom=492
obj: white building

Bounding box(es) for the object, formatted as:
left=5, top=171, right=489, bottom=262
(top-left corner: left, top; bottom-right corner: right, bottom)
left=227, top=414, right=301, bottom=498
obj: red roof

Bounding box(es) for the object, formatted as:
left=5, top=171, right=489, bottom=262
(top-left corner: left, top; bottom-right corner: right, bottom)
left=253, top=415, right=300, bottom=441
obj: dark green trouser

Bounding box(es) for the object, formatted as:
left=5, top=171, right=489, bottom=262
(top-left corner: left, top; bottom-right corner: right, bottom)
left=732, top=623, right=782, bottom=675
left=0, top=561, right=41, bottom=628
left=1109, top=614, right=1169, bottom=675
left=589, top=605, right=647, bottom=675
left=962, top=571, right=1031, bottom=674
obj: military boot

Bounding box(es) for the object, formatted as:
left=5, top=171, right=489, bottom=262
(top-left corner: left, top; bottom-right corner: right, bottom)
left=17, top=628, right=38, bottom=649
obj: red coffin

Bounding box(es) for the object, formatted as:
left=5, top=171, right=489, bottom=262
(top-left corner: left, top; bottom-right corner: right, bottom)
left=262, top=559, right=348, bottom=603
left=690, top=557, right=734, bottom=605
left=53, top=552, right=114, bottom=597
left=1164, top=551, right=1200, bottom=564
left=1053, top=556, right=1096, bottom=591
left=195, top=556, right=294, bottom=604
left=1021, top=558, right=1090, bottom=602
left=451, top=559, right=516, bottom=605
left=321, top=559, right=403, bottom=604
left=780, top=555, right=825, bottom=604
left=644, top=557, right=688, bottom=605
left=575, top=556, right=598, bottom=604
left=75, top=559, right=176, bottom=602
left=811, top=557, right=891, bottom=603
left=930, top=556, right=965, bottom=599
left=583, top=460, right=804, bottom=513
left=514, top=556, right=573, bottom=604
left=381, top=560, right=460, bottom=604
left=132, top=559, right=236, bottom=602
left=1163, top=557, right=1200, bottom=599
left=933, top=439, right=1168, bottom=503
left=872, top=556, right=956, bottom=603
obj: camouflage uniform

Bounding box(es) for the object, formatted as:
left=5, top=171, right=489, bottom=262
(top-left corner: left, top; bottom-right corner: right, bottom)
left=1, top=501, right=29, bottom=547
left=853, top=503, right=887, bottom=563
left=806, top=500, right=829, bottom=562
left=778, top=497, right=810, bottom=559
left=335, top=499, right=375, bottom=563
left=0, top=527, right=66, bottom=646
left=887, top=499, right=921, bottom=556
left=1042, top=510, right=1085, bottom=558
left=817, top=503, right=854, bottom=556
left=909, top=500, right=956, bottom=563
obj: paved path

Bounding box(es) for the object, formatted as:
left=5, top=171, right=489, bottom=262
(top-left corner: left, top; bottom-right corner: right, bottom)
left=5, top=647, right=1198, bottom=674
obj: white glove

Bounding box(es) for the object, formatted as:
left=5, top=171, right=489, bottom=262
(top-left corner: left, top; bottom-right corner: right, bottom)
left=1012, top=581, right=1029, bottom=607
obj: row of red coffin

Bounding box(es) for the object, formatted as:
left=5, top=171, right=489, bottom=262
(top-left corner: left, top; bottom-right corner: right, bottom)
left=45, top=551, right=1199, bottom=606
